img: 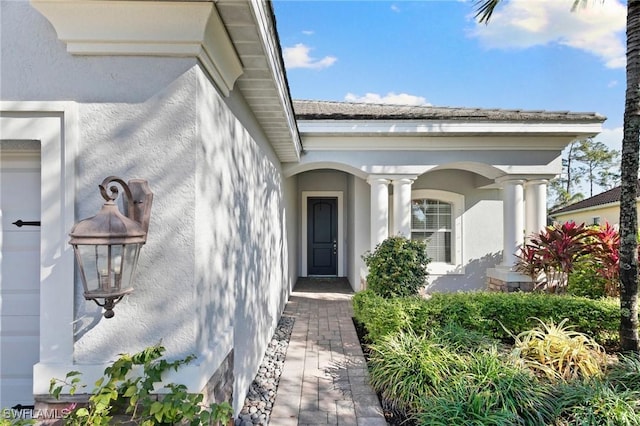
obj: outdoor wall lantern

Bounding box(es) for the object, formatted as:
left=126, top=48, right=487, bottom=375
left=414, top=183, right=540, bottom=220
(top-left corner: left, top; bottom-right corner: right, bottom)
left=69, top=176, right=153, bottom=318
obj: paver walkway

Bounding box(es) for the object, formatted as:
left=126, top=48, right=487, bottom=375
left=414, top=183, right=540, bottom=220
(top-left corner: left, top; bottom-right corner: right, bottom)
left=270, top=278, right=388, bottom=426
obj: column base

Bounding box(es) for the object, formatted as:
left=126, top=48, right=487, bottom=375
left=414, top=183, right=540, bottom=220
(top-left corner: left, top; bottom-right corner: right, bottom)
left=486, top=267, right=534, bottom=292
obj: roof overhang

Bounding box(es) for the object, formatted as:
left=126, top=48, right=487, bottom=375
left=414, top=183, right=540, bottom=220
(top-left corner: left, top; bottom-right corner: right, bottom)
left=297, top=120, right=603, bottom=152
left=31, top=0, right=301, bottom=162
left=297, top=119, right=603, bottom=137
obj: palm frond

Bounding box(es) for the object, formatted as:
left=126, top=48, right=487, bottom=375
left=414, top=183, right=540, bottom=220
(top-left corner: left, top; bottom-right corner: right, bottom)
left=474, top=0, right=501, bottom=24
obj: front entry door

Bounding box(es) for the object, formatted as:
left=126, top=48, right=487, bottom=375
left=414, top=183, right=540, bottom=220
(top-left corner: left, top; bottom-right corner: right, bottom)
left=307, top=198, right=338, bottom=276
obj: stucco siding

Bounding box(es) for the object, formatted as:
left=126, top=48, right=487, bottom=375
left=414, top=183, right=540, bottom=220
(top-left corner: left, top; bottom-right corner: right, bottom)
left=3, top=2, right=297, bottom=411
left=1, top=1, right=196, bottom=104
left=194, top=68, right=296, bottom=412
left=73, top=69, right=200, bottom=363
left=414, top=170, right=502, bottom=291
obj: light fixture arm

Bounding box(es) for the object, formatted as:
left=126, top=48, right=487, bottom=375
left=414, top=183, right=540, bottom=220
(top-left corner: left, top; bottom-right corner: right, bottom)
left=98, top=176, right=153, bottom=236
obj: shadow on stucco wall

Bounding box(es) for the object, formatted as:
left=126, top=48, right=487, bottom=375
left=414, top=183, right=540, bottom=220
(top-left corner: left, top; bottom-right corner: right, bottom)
left=427, top=252, right=501, bottom=293
left=68, top=65, right=296, bottom=414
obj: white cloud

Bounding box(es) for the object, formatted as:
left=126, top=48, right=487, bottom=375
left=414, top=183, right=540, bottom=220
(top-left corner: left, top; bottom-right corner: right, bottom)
left=391, top=4, right=400, bottom=13
left=302, top=30, right=314, bottom=36
left=344, top=92, right=430, bottom=106
left=470, top=0, right=626, bottom=69
left=283, top=43, right=337, bottom=70
left=608, top=80, right=618, bottom=88
left=595, top=126, right=622, bottom=152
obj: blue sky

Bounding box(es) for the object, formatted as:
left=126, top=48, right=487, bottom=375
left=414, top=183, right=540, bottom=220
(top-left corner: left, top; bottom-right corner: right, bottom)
left=273, top=0, right=626, bottom=152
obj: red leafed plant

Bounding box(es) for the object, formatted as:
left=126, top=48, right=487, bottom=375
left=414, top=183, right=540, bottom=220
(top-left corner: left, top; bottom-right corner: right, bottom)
left=516, top=222, right=599, bottom=293
left=591, top=222, right=621, bottom=297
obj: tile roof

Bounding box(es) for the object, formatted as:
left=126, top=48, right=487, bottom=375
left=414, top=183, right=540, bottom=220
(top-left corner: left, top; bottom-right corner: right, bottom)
left=292, top=100, right=606, bottom=122
left=550, top=181, right=640, bottom=216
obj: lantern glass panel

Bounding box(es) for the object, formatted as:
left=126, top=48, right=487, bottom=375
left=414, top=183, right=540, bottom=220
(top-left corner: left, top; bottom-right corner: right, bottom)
left=75, top=243, right=142, bottom=297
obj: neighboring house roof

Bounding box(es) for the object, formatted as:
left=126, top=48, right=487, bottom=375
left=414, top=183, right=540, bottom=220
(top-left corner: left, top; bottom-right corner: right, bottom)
left=293, top=100, right=606, bottom=122
left=550, top=181, right=640, bottom=216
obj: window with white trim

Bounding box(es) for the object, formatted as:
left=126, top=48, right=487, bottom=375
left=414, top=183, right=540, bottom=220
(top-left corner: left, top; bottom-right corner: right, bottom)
left=411, top=199, right=452, bottom=263
left=410, top=189, right=464, bottom=275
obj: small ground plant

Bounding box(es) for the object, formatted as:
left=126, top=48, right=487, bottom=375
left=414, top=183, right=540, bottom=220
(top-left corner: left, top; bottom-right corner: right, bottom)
left=362, top=236, right=429, bottom=298
left=367, top=330, right=557, bottom=425
left=508, top=318, right=607, bottom=382
left=354, top=291, right=640, bottom=425
left=49, top=343, right=233, bottom=425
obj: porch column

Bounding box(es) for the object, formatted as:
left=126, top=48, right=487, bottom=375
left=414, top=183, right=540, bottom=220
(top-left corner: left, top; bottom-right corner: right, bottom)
left=367, top=176, right=390, bottom=250
left=499, top=178, right=525, bottom=269
left=392, top=177, right=414, bottom=237
left=525, top=179, right=548, bottom=238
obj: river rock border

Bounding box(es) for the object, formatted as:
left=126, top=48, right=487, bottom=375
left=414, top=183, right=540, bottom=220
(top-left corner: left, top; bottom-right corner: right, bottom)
left=236, top=315, right=295, bottom=425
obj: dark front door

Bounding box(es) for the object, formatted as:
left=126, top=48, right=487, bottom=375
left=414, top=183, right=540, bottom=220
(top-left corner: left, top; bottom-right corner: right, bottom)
left=307, top=198, right=338, bottom=275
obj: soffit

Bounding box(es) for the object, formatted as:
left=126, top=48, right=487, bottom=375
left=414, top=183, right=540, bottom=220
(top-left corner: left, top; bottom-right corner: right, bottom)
left=216, top=0, right=301, bottom=162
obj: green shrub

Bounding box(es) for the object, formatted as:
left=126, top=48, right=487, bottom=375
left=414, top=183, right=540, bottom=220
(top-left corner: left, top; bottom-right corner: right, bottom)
left=568, top=261, right=607, bottom=299
left=426, top=322, right=498, bottom=354
left=353, top=290, right=620, bottom=347
left=362, top=236, right=429, bottom=298
left=49, top=343, right=233, bottom=426
left=352, top=290, right=423, bottom=343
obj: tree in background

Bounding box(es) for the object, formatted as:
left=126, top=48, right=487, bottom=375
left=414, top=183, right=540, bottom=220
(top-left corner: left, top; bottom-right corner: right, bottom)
left=548, top=138, right=619, bottom=210
left=475, top=0, right=639, bottom=352
left=575, top=138, right=620, bottom=197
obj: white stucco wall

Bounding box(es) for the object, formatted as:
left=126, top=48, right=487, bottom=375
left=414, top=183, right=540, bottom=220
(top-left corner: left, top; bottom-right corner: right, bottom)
left=1, top=1, right=196, bottom=103
left=414, top=170, right=502, bottom=291
left=2, top=1, right=298, bottom=412
left=72, top=70, right=201, bottom=362
left=195, top=70, right=297, bottom=413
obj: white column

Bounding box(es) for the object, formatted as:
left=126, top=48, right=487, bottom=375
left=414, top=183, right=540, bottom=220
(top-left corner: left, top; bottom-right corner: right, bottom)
left=367, top=176, right=390, bottom=250
left=500, top=179, right=525, bottom=269
left=392, top=177, right=414, bottom=237
left=525, top=179, right=548, bottom=238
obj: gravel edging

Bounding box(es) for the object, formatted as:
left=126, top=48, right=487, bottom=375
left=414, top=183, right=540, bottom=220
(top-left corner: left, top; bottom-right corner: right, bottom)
left=236, top=316, right=295, bottom=426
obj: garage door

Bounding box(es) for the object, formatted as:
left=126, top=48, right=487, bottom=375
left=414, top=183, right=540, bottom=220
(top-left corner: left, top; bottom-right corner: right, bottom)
left=0, top=144, right=41, bottom=409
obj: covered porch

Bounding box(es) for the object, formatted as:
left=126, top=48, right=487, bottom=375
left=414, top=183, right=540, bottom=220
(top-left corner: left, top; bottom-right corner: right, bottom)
left=284, top=100, right=605, bottom=293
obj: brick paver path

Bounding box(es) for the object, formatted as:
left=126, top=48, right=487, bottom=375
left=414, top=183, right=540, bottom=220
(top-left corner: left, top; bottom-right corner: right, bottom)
left=270, top=278, right=388, bottom=426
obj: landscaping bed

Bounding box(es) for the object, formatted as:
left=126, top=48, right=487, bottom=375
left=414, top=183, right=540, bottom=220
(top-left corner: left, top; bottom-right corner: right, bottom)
left=353, top=290, right=640, bottom=426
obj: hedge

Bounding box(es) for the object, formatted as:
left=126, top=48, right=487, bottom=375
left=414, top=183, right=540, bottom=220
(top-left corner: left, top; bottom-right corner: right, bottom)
left=352, top=290, right=620, bottom=346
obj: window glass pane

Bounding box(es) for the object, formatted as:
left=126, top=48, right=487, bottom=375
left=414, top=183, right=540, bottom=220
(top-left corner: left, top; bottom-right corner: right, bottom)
left=410, top=198, right=454, bottom=263
left=441, top=214, right=451, bottom=229
left=444, top=232, right=452, bottom=263
left=411, top=204, right=426, bottom=229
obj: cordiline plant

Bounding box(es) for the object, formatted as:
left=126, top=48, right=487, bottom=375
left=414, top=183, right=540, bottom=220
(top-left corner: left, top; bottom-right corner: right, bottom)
left=516, top=222, right=599, bottom=293
left=591, top=222, right=621, bottom=297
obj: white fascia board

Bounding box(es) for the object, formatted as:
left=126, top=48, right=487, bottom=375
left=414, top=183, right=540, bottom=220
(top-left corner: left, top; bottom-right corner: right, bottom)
left=302, top=135, right=578, bottom=151
left=30, top=0, right=243, bottom=96
left=297, top=120, right=603, bottom=138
